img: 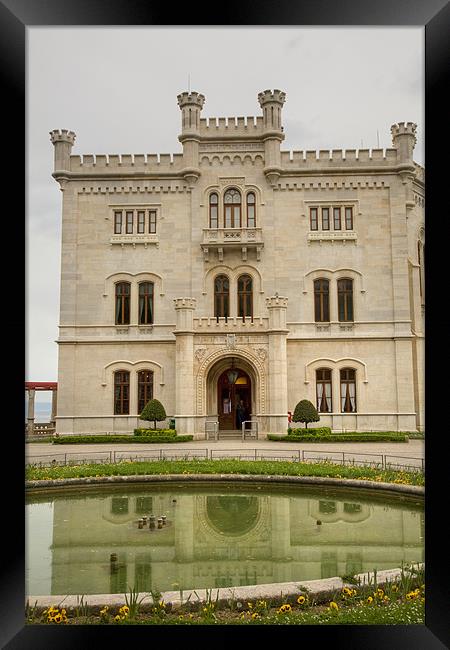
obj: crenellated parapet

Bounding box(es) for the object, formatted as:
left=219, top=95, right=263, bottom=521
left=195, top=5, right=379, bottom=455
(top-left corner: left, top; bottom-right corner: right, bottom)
left=391, top=122, right=417, bottom=165
left=174, top=298, right=197, bottom=333
left=67, top=152, right=184, bottom=175
left=199, top=116, right=264, bottom=139
left=280, top=148, right=399, bottom=172
left=50, top=129, right=76, bottom=177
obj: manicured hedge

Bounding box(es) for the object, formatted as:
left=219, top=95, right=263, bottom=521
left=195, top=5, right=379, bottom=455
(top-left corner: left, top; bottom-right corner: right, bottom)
left=134, top=428, right=177, bottom=436
left=287, top=427, right=332, bottom=436
left=268, top=433, right=408, bottom=443
left=52, top=435, right=193, bottom=444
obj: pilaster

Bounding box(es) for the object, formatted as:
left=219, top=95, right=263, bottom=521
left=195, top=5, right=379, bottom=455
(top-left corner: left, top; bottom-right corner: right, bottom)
left=173, top=298, right=196, bottom=433
left=266, top=295, right=289, bottom=432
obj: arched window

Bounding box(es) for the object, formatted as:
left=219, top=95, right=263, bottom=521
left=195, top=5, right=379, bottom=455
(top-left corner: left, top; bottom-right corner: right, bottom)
left=114, top=370, right=130, bottom=414
left=238, top=274, right=253, bottom=320
left=115, top=282, right=131, bottom=325
left=137, top=370, right=154, bottom=414
left=316, top=368, right=332, bottom=412
left=209, top=192, right=219, bottom=229
left=246, top=192, right=256, bottom=228
left=340, top=368, right=357, bottom=413
left=138, top=282, right=154, bottom=325
left=214, top=275, right=229, bottom=320
left=224, top=189, right=241, bottom=228
left=337, top=278, right=354, bottom=322
left=314, top=279, right=330, bottom=322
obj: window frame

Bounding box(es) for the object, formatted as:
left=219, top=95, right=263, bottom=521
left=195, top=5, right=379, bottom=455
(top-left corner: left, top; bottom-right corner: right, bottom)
left=138, top=281, right=154, bottom=325
left=246, top=192, right=256, bottom=228
left=321, top=207, right=330, bottom=231
left=237, top=274, right=253, bottom=320
left=314, top=278, right=330, bottom=322
left=137, top=369, right=154, bottom=414
left=310, top=207, right=318, bottom=231
left=126, top=211, right=134, bottom=234
left=337, top=278, right=354, bottom=322
left=209, top=192, right=219, bottom=229
left=115, top=281, right=131, bottom=325
left=333, top=207, right=342, bottom=230
left=214, top=274, right=230, bottom=320
left=114, top=370, right=130, bottom=415
left=224, top=188, right=242, bottom=229
left=149, top=210, right=157, bottom=234
left=316, top=368, right=332, bottom=413
left=345, top=206, right=353, bottom=230
left=340, top=368, right=357, bottom=413
left=114, top=210, right=123, bottom=234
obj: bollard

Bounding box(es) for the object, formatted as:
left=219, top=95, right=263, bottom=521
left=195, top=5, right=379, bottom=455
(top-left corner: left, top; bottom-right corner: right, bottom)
left=149, top=515, right=156, bottom=530
left=138, top=519, right=143, bottom=529
left=157, top=518, right=163, bottom=529
left=161, top=515, right=167, bottom=525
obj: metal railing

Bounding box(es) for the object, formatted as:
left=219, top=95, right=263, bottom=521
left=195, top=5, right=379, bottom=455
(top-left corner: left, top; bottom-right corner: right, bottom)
left=242, top=420, right=258, bottom=441
left=205, top=421, right=219, bottom=441
left=26, top=447, right=424, bottom=473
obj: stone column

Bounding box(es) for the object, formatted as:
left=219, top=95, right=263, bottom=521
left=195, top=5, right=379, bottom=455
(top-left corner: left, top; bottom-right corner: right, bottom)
left=27, top=389, right=35, bottom=435
left=266, top=295, right=289, bottom=433
left=51, top=388, right=58, bottom=424
left=173, top=298, right=196, bottom=435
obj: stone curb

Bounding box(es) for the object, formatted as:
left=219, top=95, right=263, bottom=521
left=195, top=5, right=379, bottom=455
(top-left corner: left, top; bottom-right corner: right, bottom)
left=27, top=565, right=424, bottom=613
left=25, top=473, right=425, bottom=497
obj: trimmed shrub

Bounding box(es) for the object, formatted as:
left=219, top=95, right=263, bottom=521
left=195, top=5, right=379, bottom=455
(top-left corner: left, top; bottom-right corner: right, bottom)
left=134, top=428, right=177, bottom=436
left=139, top=399, right=167, bottom=429
left=288, top=426, right=331, bottom=436
left=52, top=435, right=194, bottom=444
left=268, top=433, right=408, bottom=443
left=292, top=400, right=320, bottom=428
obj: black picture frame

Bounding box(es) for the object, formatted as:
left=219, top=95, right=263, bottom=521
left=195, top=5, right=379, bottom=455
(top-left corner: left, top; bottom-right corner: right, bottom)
left=4, top=0, right=449, bottom=647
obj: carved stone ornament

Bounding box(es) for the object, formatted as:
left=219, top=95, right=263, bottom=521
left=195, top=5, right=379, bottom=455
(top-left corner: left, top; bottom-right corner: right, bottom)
left=195, top=348, right=207, bottom=361
left=226, top=334, right=237, bottom=350
left=256, top=348, right=267, bottom=360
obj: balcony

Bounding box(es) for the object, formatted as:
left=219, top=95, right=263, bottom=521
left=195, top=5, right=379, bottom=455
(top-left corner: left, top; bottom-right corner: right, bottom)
left=202, top=227, right=264, bottom=261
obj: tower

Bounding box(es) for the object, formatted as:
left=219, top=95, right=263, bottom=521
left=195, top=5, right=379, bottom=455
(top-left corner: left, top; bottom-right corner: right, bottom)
left=177, top=91, right=205, bottom=185
left=49, top=129, right=76, bottom=181
left=390, top=122, right=417, bottom=165
left=258, top=89, right=286, bottom=186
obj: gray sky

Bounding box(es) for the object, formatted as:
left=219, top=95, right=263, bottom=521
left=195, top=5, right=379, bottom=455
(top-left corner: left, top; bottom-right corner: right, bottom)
left=26, top=26, right=424, bottom=392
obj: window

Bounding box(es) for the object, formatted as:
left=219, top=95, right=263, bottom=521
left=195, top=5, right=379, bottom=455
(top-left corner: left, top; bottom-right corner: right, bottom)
left=321, top=207, right=330, bottom=230
left=137, top=370, right=154, bottom=414
left=340, top=368, right=356, bottom=412
left=115, top=282, right=130, bottom=325
left=114, top=370, right=130, bottom=414
left=214, top=275, right=229, bottom=319
left=137, top=210, right=145, bottom=233
left=224, top=189, right=241, bottom=228
left=138, top=282, right=154, bottom=325
left=209, top=193, right=219, bottom=228
left=126, top=211, right=134, bottom=234
left=149, top=210, right=157, bottom=234
left=247, top=192, right=256, bottom=228
left=310, top=207, right=318, bottom=231
left=314, top=279, right=330, bottom=322
left=114, top=211, right=122, bottom=234
left=418, top=241, right=425, bottom=303
left=337, top=278, right=354, bottom=322
left=333, top=207, right=341, bottom=230
left=238, top=274, right=253, bottom=320
left=345, top=206, right=353, bottom=230
left=316, top=369, right=332, bottom=413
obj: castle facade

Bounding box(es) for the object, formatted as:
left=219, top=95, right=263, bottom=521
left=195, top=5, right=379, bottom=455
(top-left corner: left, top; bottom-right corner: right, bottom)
left=51, top=89, right=425, bottom=436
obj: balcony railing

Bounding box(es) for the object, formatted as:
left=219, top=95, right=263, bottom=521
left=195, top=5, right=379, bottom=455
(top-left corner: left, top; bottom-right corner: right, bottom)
left=202, top=227, right=264, bottom=261
left=193, top=316, right=269, bottom=331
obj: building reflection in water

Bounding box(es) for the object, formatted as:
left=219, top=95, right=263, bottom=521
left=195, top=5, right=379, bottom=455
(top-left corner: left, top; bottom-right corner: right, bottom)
left=26, top=487, right=424, bottom=596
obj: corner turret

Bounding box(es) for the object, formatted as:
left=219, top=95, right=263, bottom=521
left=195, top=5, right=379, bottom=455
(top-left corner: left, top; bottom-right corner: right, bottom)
left=391, top=122, right=417, bottom=166
left=50, top=129, right=76, bottom=178
left=177, top=91, right=205, bottom=185
left=258, top=89, right=286, bottom=186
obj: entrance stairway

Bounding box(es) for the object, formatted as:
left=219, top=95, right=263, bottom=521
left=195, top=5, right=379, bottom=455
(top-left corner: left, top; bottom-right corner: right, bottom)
left=217, top=429, right=242, bottom=440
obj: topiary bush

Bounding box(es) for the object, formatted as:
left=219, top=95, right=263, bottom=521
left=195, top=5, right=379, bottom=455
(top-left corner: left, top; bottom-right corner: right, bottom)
left=292, top=399, right=320, bottom=429
left=134, top=428, right=177, bottom=436
left=288, top=426, right=331, bottom=436
left=139, top=399, right=167, bottom=429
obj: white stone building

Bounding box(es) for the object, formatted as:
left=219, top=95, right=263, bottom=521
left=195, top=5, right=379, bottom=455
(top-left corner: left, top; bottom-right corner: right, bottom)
left=50, top=89, right=425, bottom=436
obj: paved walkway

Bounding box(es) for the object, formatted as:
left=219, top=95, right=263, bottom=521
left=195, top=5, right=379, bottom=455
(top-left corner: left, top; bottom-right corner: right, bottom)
left=26, top=437, right=424, bottom=469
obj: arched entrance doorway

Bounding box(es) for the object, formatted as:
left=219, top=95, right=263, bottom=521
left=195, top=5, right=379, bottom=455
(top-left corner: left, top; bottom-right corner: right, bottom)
left=217, top=366, right=252, bottom=430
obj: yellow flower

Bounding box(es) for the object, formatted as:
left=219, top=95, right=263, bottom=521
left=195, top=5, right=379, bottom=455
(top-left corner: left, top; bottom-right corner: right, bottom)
left=366, top=596, right=373, bottom=604
left=251, top=612, right=260, bottom=619
left=114, top=615, right=121, bottom=622
left=247, top=602, right=253, bottom=609
left=277, top=604, right=292, bottom=614
left=297, top=595, right=306, bottom=605
left=329, top=601, right=339, bottom=610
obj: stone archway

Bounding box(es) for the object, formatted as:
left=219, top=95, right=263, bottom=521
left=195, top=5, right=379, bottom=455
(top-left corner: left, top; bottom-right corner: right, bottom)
left=196, top=348, right=266, bottom=425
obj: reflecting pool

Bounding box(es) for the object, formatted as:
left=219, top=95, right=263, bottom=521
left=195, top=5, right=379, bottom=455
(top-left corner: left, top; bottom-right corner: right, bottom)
left=26, top=483, right=424, bottom=596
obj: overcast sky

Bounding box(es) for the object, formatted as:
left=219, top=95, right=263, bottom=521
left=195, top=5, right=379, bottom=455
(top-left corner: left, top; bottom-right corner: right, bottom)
left=26, top=26, right=424, bottom=396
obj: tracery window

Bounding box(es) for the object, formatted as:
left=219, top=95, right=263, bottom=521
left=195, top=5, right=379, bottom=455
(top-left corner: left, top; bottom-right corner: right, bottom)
left=209, top=193, right=219, bottom=228
left=224, top=189, right=241, bottom=228
left=246, top=192, right=256, bottom=228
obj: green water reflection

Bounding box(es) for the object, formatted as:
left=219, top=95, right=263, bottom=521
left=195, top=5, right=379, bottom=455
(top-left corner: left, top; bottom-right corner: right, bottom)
left=26, top=483, right=424, bottom=596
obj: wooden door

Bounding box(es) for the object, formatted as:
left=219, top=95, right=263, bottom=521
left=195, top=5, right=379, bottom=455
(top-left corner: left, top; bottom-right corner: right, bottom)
left=217, top=369, right=251, bottom=430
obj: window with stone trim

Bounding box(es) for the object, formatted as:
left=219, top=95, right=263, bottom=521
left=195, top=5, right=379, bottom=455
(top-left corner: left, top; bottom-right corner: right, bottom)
left=224, top=189, right=241, bottom=228
left=314, top=278, right=330, bottom=322
left=138, top=282, right=154, bottom=325
left=214, top=274, right=230, bottom=319
left=237, top=274, right=253, bottom=320
left=316, top=368, right=332, bottom=413
left=115, top=282, right=131, bottom=325
left=209, top=192, right=219, bottom=228
left=340, top=368, right=357, bottom=413
left=246, top=192, right=256, bottom=228
left=137, top=370, right=154, bottom=414
left=337, top=278, right=354, bottom=322
left=114, top=370, right=130, bottom=415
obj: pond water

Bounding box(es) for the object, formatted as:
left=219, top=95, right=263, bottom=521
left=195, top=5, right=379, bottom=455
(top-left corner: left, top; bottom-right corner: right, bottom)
left=26, top=482, right=424, bottom=596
